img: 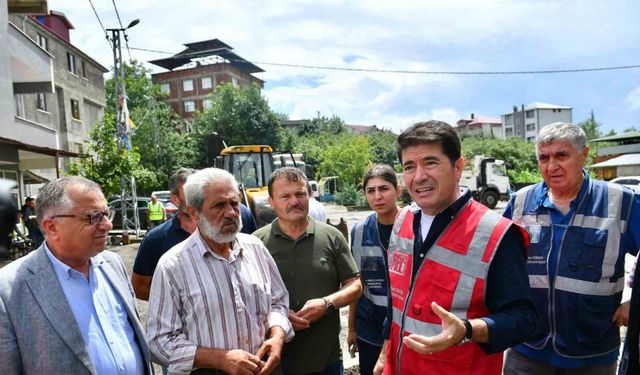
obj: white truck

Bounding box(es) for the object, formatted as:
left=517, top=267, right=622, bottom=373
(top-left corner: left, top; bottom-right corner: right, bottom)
left=459, top=155, right=511, bottom=209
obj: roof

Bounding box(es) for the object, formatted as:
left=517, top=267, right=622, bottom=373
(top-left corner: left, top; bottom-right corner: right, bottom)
left=0, top=136, right=82, bottom=158
left=589, top=153, right=640, bottom=168
left=48, top=10, right=74, bottom=29
left=524, top=102, right=572, bottom=110
left=590, top=131, right=640, bottom=143
left=345, top=124, right=377, bottom=133
left=467, top=116, right=501, bottom=126
left=149, top=38, right=264, bottom=74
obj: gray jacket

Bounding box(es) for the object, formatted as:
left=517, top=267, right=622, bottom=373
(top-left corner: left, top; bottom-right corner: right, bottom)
left=0, top=246, right=153, bottom=374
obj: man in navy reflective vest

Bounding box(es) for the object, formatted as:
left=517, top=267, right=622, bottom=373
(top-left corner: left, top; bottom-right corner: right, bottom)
left=504, top=122, right=640, bottom=375
left=374, top=120, right=537, bottom=375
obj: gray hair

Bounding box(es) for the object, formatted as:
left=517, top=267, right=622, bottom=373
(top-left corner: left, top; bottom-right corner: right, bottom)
left=36, top=176, right=102, bottom=226
left=536, top=122, right=587, bottom=152
left=183, top=168, right=238, bottom=212
left=169, top=168, right=197, bottom=195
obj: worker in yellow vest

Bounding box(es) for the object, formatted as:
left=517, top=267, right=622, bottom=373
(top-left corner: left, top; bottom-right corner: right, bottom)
left=147, top=194, right=165, bottom=231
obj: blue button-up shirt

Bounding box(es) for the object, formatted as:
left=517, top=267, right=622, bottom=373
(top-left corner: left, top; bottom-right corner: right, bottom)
left=45, top=244, right=144, bottom=375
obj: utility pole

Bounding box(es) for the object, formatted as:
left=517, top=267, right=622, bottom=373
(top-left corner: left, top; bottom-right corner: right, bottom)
left=107, top=19, right=140, bottom=242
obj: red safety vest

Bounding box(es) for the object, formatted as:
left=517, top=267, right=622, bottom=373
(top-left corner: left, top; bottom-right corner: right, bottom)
left=385, top=200, right=520, bottom=375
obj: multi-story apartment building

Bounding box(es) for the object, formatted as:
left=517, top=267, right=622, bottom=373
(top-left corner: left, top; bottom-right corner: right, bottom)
left=150, top=39, right=264, bottom=121
left=501, top=103, right=572, bottom=141
left=2, top=5, right=108, bottom=200
left=455, top=114, right=503, bottom=139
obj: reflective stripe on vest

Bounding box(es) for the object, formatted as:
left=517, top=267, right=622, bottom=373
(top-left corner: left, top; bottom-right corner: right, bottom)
left=352, top=219, right=389, bottom=307
left=390, top=204, right=506, bottom=331
left=513, top=181, right=627, bottom=297
left=529, top=274, right=624, bottom=295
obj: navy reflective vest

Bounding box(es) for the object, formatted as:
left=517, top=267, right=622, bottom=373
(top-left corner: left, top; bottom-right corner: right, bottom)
left=511, top=178, right=634, bottom=358
left=350, top=213, right=389, bottom=346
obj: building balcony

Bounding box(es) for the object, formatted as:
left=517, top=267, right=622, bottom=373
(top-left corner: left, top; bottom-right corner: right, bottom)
left=9, top=21, right=54, bottom=94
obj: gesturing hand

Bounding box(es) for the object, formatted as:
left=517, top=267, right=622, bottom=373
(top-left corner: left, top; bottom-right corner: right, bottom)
left=402, top=301, right=466, bottom=355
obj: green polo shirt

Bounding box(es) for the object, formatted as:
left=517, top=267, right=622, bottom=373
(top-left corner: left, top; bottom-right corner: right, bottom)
left=253, top=218, right=359, bottom=374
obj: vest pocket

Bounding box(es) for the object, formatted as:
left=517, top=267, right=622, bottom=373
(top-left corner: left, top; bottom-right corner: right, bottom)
left=575, top=294, right=617, bottom=344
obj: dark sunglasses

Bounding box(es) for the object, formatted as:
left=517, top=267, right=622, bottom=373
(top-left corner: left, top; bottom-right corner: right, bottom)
left=50, top=209, right=111, bottom=225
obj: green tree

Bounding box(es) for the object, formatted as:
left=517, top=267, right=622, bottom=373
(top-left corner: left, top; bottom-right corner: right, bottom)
left=578, top=110, right=601, bottom=140
left=366, top=129, right=398, bottom=167
left=317, top=135, right=373, bottom=186
left=461, top=137, right=539, bottom=183
left=101, top=60, right=200, bottom=190
left=67, top=113, right=157, bottom=197
left=192, top=83, right=285, bottom=150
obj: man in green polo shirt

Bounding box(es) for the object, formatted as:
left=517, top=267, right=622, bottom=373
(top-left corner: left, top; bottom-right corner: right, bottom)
left=254, top=167, right=362, bottom=375
left=147, top=194, right=165, bottom=230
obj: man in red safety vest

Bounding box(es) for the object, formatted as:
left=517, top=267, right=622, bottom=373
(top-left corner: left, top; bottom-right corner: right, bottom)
left=373, top=121, right=538, bottom=375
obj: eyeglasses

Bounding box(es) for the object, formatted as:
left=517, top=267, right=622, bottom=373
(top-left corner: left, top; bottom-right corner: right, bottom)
left=50, top=209, right=111, bottom=225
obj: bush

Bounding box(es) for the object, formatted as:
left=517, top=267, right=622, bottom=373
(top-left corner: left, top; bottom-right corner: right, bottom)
left=336, top=184, right=362, bottom=206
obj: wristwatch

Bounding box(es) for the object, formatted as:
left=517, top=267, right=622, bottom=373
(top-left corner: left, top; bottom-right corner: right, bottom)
left=323, top=297, right=336, bottom=315
left=457, top=319, right=473, bottom=345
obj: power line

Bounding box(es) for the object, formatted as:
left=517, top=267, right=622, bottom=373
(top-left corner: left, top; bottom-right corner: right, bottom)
left=87, top=0, right=112, bottom=48
left=111, top=0, right=133, bottom=61
left=128, top=46, right=640, bottom=75
left=111, top=0, right=124, bottom=28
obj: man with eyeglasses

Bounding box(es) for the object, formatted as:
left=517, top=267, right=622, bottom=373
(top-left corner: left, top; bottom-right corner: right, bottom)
left=373, top=121, right=537, bottom=375
left=0, top=176, right=153, bottom=374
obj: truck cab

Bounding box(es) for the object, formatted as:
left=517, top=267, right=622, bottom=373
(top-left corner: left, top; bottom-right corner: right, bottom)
left=459, top=155, right=510, bottom=209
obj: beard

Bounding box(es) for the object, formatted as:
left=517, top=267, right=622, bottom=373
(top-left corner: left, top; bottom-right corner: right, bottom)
left=199, top=214, right=243, bottom=244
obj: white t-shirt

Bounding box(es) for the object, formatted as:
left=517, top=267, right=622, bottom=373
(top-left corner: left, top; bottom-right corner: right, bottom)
left=308, top=198, right=327, bottom=223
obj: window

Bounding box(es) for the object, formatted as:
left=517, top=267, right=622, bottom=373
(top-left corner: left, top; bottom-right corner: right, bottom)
left=14, top=95, right=25, bottom=117
left=67, top=53, right=76, bottom=74
left=201, top=77, right=212, bottom=89
left=527, top=136, right=536, bottom=142
left=36, top=93, right=47, bottom=111
left=183, top=79, right=193, bottom=92
left=37, top=34, right=48, bottom=50
left=184, top=100, right=195, bottom=113
left=160, top=83, right=170, bottom=94
left=505, top=128, right=513, bottom=136
left=81, top=61, right=88, bottom=78
left=232, top=77, right=238, bottom=87
left=525, top=110, right=534, bottom=119
left=526, top=123, right=535, bottom=131
left=203, top=98, right=212, bottom=110
left=71, top=99, right=80, bottom=120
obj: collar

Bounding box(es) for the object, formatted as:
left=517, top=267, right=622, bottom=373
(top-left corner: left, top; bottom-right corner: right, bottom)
left=272, top=216, right=315, bottom=240
left=534, top=169, right=590, bottom=210
left=44, top=242, right=100, bottom=280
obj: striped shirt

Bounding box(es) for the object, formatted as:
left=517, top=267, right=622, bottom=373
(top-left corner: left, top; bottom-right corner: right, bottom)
left=147, top=230, right=293, bottom=374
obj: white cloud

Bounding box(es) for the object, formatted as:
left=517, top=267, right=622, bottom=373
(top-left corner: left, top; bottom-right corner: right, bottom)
left=627, top=86, right=640, bottom=111
left=47, top=0, right=640, bottom=133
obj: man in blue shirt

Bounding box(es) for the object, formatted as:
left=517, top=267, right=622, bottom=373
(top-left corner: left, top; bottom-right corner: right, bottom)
left=0, top=176, right=152, bottom=374
left=132, top=168, right=257, bottom=300
left=504, top=122, right=640, bottom=375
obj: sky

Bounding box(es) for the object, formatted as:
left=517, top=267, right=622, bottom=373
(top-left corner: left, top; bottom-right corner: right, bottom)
left=49, top=0, right=640, bottom=134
